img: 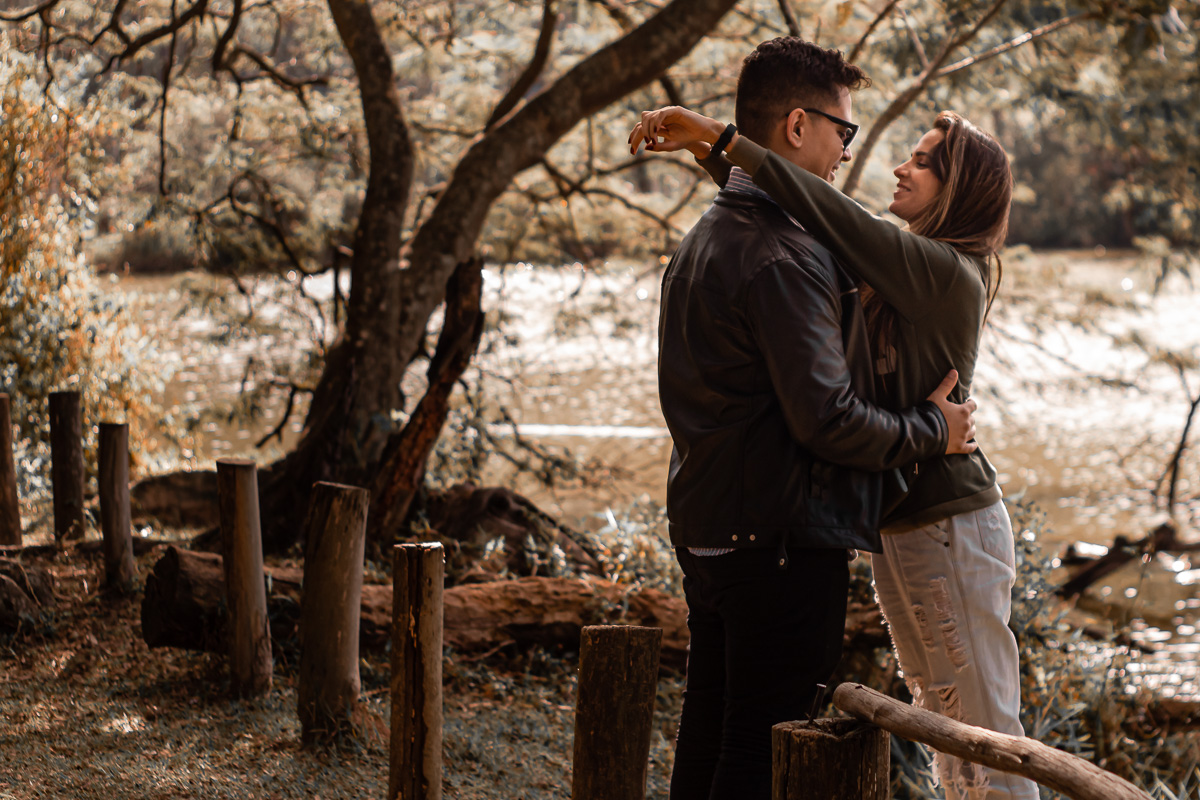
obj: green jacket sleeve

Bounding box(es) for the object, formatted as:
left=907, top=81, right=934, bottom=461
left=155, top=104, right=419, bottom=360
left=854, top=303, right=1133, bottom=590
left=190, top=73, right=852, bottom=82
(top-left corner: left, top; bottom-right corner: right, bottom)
left=726, top=137, right=968, bottom=322
left=696, top=150, right=732, bottom=188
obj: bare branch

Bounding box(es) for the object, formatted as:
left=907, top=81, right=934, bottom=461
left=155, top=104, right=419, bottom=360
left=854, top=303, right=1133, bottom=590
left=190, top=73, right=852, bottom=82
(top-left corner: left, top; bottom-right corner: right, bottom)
left=0, top=0, right=61, bottom=23
left=776, top=0, right=800, bottom=37
left=212, top=0, right=243, bottom=71
left=898, top=7, right=929, bottom=71
left=486, top=0, right=559, bottom=129
left=847, top=0, right=901, bottom=62
left=1165, top=390, right=1200, bottom=515
left=935, top=11, right=1098, bottom=77
left=158, top=0, right=180, bottom=197
left=108, top=0, right=210, bottom=69
left=841, top=0, right=1010, bottom=196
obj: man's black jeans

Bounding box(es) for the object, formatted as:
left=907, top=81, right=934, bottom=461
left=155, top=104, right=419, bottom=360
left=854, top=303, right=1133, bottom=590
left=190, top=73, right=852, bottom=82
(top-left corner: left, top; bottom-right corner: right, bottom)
left=669, top=546, right=850, bottom=800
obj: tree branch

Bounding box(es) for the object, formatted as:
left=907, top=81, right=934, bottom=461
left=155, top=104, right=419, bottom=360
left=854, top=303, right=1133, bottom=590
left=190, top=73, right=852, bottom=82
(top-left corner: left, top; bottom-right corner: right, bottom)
left=776, top=0, right=801, bottom=37
left=486, top=0, right=559, bottom=129
left=212, top=0, right=243, bottom=71
left=158, top=0, right=179, bottom=197
left=0, top=0, right=61, bottom=23
left=898, top=6, right=929, bottom=72
left=399, top=0, right=740, bottom=369
left=935, top=11, right=1099, bottom=78
left=107, top=0, right=210, bottom=69
left=847, top=0, right=901, bottom=62
left=841, top=0, right=1010, bottom=196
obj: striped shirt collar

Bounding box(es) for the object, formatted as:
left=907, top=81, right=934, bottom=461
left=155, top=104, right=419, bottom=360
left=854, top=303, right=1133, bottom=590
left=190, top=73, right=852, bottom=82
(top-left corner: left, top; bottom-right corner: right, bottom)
left=721, top=166, right=804, bottom=230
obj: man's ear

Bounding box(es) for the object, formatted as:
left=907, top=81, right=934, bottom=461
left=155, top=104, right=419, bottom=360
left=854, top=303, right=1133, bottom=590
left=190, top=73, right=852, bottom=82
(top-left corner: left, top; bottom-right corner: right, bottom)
left=783, top=108, right=806, bottom=149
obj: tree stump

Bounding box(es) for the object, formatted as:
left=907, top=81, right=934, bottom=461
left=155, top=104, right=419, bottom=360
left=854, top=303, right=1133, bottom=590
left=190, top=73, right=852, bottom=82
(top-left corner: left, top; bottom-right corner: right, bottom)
left=571, top=625, right=662, bottom=800
left=49, top=391, right=86, bottom=543
left=390, top=542, right=444, bottom=800
left=298, top=482, right=370, bottom=744
left=0, top=394, right=21, bottom=546
left=771, top=718, right=889, bottom=800
left=98, top=423, right=136, bottom=593
left=217, top=459, right=272, bottom=698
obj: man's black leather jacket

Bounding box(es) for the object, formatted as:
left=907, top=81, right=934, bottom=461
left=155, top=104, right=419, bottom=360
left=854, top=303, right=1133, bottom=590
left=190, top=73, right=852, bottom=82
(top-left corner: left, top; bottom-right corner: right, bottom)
left=658, top=187, right=948, bottom=554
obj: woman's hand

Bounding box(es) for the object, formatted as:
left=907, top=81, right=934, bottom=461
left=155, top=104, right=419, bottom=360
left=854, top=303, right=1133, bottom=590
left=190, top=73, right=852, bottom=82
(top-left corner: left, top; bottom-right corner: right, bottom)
left=926, top=370, right=978, bottom=455
left=628, top=106, right=729, bottom=157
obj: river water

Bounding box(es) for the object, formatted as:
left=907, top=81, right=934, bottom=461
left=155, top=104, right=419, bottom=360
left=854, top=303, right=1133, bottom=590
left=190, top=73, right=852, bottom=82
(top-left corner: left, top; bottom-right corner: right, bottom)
left=107, top=249, right=1200, bottom=697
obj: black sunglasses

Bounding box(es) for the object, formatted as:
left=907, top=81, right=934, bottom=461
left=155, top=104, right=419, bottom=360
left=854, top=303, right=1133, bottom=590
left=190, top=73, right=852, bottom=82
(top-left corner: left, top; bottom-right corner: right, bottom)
left=802, top=108, right=859, bottom=149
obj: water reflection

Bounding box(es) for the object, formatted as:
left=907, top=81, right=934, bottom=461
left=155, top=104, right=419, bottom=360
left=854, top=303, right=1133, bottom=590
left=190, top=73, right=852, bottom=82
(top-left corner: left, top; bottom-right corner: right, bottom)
left=105, top=251, right=1200, bottom=696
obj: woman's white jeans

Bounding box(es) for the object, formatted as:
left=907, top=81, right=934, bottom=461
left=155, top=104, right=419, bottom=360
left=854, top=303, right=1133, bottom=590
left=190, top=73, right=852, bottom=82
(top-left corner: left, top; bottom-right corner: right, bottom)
left=871, top=500, right=1040, bottom=800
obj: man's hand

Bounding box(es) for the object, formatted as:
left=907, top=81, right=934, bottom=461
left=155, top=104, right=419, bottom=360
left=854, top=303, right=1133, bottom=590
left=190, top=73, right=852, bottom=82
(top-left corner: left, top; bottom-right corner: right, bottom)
left=628, top=106, right=728, bottom=157
left=926, top=370, right=978, bottom=454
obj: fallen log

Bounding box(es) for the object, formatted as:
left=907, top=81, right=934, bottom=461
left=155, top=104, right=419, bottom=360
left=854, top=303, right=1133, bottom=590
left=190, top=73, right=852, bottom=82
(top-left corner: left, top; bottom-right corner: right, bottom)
left=140, top=547, right=887, bottom=670
left=834, top=682, right=1151, bottom=800
left=0, top=573, right=40, bottom=631
left=140, top=547, right=690, bottom=666
left=0, top=559, right=55, bottom=607
left=1057, top=522, right=1193, bottom=598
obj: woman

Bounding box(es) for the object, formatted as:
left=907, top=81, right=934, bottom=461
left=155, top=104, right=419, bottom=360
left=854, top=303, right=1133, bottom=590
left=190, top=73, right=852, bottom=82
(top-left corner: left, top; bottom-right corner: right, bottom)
left=631, top=106, right=1036, bottom=800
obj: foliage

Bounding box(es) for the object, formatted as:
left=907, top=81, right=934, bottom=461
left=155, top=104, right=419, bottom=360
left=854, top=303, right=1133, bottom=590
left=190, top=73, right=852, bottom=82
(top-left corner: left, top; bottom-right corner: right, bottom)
left=0, top=55, right=167, bottom=500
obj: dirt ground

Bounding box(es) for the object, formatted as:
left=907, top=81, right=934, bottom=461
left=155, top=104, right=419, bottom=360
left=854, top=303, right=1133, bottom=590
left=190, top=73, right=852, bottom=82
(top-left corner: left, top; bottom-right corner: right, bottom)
left=0, top=546, right=683, bottom=800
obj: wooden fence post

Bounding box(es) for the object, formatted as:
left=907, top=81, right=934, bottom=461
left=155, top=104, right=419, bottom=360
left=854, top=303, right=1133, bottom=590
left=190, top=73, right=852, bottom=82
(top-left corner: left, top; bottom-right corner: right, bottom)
left=833, top=682, right=1153, bottom=800
left=390, top=542, right=444, bottom=800
left=49, top=390, right=85, bottom=542
left=772, top=718, right=890, bottom=800
left=216, top=458, right=272, bottom=698
left=0, top=394, right=21, bottom=546
left=98, top=423, right=137, bottom=593
left=298, top=481, right=370, bottom=744
left=571, top=625, right=662, bottom=800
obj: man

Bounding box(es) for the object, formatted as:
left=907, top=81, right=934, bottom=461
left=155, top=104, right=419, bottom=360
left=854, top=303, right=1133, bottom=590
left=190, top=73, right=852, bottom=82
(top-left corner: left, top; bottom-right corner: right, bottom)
left=638, top=39, right=976, bottom=799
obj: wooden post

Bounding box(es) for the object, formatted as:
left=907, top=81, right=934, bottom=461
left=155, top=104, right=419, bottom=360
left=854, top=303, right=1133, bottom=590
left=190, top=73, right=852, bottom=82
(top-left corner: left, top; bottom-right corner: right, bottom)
left=98, top=423, right=137, bottom=593
left=49, top=391, right=85, bottom=542
left=833, top=682, right=1152, bottom=800
left=390, top=542, right=444, bottom=800
left=216, top=458, right=272, bottom=698
left=571, top=625, right=663, bottom=800
left=0, top=394, right=21, bottom=546
left=772, top=718, right=889, bottom=800
left=298, top=481, right=370, bottom=744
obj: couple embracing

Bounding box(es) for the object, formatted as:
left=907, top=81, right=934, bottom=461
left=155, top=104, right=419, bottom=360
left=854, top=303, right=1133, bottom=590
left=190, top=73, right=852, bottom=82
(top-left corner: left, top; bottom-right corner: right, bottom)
left=634, top=38, right=1036, bottom=800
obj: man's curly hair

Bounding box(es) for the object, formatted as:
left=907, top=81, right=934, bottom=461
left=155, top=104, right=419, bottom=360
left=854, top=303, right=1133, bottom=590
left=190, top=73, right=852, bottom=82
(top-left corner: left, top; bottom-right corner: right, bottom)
left=735, top=38, right=870, bottom=146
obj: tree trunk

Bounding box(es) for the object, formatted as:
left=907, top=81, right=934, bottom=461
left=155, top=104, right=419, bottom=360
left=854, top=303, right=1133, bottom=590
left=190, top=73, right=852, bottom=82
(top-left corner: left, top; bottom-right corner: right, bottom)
left=49, top=391, right=86, bottom=543
left=258, top=0, right=741, bottom=554
left=256, top=0, right=415, bottom=554
left=368, top=259, right=484, bottom=547
left=298, top=482, right=370, bottom=744
left=772, top=719, right=890, bottom=800
left=0, top=394, right=21, bottom=546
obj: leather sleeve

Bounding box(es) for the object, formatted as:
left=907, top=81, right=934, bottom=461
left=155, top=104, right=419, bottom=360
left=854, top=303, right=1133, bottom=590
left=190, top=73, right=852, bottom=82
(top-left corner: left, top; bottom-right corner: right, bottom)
left=745, top=258, right=949, bottom=470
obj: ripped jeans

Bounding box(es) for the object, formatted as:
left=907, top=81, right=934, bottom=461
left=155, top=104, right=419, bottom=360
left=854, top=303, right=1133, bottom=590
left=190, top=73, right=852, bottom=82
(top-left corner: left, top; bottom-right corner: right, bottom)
left=871, top=500, right=1040, bottom=800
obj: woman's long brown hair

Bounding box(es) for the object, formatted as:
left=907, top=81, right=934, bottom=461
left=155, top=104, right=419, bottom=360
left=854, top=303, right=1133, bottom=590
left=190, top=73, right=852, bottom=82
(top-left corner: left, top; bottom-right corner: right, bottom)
left=863, top=111, right=1013, bottom=354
